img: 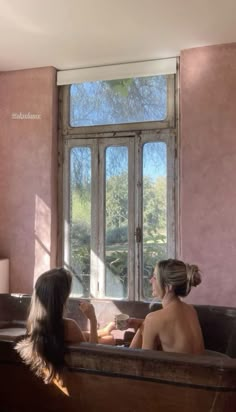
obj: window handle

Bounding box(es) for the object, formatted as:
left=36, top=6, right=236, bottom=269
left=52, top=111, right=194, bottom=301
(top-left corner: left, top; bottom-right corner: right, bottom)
left=135, top=227, right=142, bottom=243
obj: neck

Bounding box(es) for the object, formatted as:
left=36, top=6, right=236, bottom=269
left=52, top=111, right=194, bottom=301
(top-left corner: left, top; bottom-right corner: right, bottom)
left=161, top=291, right=178, bottom=308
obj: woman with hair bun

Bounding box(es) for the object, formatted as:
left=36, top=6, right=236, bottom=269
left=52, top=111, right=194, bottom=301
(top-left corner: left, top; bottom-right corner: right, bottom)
left=129, top=259, right=205, bottom=354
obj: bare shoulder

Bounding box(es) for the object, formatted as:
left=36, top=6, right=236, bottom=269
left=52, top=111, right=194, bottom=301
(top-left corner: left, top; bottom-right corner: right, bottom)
left=64, top=318, right=85, bottom=343
left=145, top=309, right=164, bottom=324
left=182, top=302, right=198, bottom=315
left=64, top=317, right=77, bottom=336
left=142, top=310, right=163, bottom=350
left=64, top=317, right=78, bottom=327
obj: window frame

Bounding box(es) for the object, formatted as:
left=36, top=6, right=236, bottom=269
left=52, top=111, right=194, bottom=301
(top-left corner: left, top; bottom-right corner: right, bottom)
left=58, top=73, right=177, bottom=301
left=60, top=75, right=175, bottom=135
left=135, top=132, right=176, bottom=301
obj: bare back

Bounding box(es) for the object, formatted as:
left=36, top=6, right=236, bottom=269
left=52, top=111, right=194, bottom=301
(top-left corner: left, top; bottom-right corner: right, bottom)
left=141, top=300, right=205, bottom=354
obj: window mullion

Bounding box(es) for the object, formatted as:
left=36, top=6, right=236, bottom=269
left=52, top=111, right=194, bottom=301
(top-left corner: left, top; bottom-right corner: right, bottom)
left=167, top=133, right=176, bottom=258
left=63, top=139, right=71, bottom=269
left=90, top=140, right=99, bottom=297
left=128, top=138, right=135, bottom=300
left=97, top=143, right=106, bottom=298
left=134, top=135, right=143, bottom=301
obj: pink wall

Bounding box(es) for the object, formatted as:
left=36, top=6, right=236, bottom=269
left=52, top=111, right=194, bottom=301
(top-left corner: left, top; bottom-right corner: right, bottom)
left=1, top=45, right=236, bottom=305
left=0, top=67, right=58, bottom=293
left=180, top=43, right=236, bottom=306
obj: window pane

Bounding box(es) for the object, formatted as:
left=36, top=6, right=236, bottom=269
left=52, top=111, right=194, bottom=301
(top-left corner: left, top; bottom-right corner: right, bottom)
left=105, top=146, right=128, bottom=298
left=70, top=75, right=167, bottom=127
left=69, top=147, right=91, bottom=297
left=142, top=142, right=167, bottom=299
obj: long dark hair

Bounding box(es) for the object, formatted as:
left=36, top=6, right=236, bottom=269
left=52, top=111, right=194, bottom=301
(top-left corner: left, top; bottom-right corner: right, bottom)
left=15, top=268, right=72, bottom=383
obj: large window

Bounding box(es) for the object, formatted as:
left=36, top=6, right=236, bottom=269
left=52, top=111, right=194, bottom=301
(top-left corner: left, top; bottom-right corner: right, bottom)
left=60, top=73, right=176, bottom=300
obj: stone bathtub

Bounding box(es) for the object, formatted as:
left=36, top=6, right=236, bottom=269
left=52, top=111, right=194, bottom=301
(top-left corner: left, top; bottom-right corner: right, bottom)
left=0, top=294, right=236, bottom=411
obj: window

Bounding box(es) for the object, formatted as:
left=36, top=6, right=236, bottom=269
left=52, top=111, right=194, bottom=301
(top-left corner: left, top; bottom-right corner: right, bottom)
left=60, top=71, right=176, bottom=301
left=70, top=76, right=167, bottom=126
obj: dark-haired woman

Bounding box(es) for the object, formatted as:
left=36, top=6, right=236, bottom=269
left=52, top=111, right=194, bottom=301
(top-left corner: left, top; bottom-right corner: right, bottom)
left=129, top=259, right=205, bottom=354
left=15, top=268, right=114, bottom=383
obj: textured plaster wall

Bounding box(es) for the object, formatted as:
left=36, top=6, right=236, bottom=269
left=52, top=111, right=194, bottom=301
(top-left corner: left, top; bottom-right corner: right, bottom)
left=0, top=67, right=58, bottom=293
left=0, top=45, right=236, bottom=304
left=180, top=43, right=236, bottom=306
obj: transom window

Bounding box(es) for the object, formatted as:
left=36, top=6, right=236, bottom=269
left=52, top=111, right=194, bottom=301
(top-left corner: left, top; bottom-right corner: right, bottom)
left=70, top=76, right=167, bottom=127
left=60, top=71, right=176, bottom=301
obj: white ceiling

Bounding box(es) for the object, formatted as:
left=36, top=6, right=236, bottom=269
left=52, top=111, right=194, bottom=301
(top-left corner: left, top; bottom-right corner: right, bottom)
left=0, top=0, right=236, bottom=71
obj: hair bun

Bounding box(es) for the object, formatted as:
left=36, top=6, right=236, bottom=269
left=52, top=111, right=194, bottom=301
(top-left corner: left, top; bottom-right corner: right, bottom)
left=186, top=264, right=201, bottom=288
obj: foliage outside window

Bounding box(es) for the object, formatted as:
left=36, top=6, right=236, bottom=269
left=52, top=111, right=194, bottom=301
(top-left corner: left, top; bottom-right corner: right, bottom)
left=62, top=73, right=176, bottom=300
left=70, top=76, right=167, bottom=127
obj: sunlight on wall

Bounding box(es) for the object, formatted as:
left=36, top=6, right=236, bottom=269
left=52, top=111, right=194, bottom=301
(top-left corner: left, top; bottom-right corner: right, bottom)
left=34, top=195, right=51, bottom=284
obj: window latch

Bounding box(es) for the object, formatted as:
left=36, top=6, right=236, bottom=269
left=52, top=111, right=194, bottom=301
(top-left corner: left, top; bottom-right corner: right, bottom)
left=135, top=227, right=142, bottom=243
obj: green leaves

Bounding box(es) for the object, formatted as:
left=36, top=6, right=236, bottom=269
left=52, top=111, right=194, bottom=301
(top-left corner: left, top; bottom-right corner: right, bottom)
left=108, top=79, right=133, bottom=97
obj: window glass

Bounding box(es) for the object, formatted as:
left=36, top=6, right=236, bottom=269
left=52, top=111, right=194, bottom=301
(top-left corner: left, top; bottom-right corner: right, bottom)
left=69, top=147, right=91, bottom=297
left=142, top=142, right=167, bottom=299
left=62, top=72, right=176, bottom=301
left=70, top=75, right=167, bottom=127
left=105, top=146, right=128, bottom=298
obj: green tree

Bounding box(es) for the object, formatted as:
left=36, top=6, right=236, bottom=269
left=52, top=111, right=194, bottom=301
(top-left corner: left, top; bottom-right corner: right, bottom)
left=106, top=172, right=128, bottom=228
left=70, top=76, right=167, bottom=126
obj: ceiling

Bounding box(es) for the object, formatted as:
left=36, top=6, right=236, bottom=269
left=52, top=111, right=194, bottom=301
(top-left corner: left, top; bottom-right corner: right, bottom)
left=0, top=0, right=236, bottom=71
